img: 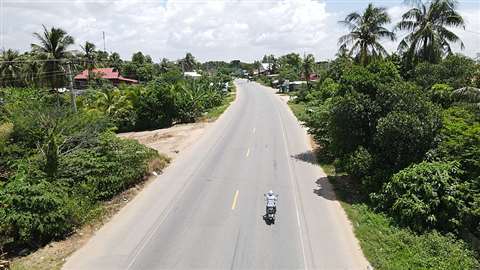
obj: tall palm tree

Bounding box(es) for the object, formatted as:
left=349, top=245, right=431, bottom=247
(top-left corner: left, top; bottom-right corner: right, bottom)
left=338, top=3, right=396, bottom=66
left=396, top=0, right=465, bottom=64
left=31, top=25, right=74, bottom=90
left=303, top=54, right=315, bottom=88
left=0, top=49, right=22, bottom=87
left=109, top=52, right=123, bottom=71
left=80, top=41, right=97, bottom=81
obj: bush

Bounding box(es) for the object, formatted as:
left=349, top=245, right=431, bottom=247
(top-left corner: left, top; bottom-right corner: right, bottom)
left=430, top=83, right=454, bottom=108
left=339, top=65, right=379, bottom=97
left=374, top=111, right=441, bottom=171
left=135, top=80, right=176, bottom=130
left=374, top=161, right=468, bottom=233
left=0, top=170, right=81, bottom=248
left=58, top=132, right=159, bottom=200
left=344, top=146, right=373, bottom=179
left=329, top=92, right=380, bottom=156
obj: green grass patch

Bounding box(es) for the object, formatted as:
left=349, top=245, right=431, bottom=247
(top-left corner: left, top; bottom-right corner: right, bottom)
left=287, top=101, right=308, bottom=122
left=324, top=169, right=480, bottom=270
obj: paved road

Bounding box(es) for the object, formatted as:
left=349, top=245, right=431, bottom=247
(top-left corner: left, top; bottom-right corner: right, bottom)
left=64, top=79, right=369, bottom=270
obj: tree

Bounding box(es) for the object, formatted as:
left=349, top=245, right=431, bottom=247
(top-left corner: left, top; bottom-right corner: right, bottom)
left=0, top=49, right=22, bottom=87
left=80, top=41, right=97, bottom=82
left=108, top=52, right=123, bottom=71
left=303, top=54, right=315, bottom=88
left=179, top=52, right=197, bottom=72
left=338, top=3, right=396, bottom=66
left=396, top=0, right=465, bottom=64
left=31, top=25, right=74, bottom=90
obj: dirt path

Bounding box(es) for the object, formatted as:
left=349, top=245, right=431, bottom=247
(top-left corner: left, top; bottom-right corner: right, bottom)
left=118, top=122, right=211, bottom=160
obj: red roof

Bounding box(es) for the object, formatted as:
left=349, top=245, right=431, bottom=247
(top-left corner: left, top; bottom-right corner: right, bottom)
left=74, top=68, right=138, bottom=83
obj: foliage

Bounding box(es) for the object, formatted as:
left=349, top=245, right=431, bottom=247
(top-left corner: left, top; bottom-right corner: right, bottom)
left=0, top=166, right=81, bottom=248
left=397, top=0, right=465, bottom=64
left=374, top=161, right=468, bottom=233
left=329, top=175, right=479, bottom=270
left=344, top=146, right=373, bottom=179
left=338, top=3, right=395, bottom=66
left=329, top=92, right=379, bottom=156
left=430, top=83, right=454, bottom=108
left=58, top=132, right=159, bottom=200
left=134, top=80, right=176, bottom=130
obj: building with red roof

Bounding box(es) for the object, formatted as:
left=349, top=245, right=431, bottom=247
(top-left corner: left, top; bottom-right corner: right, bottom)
left=74, top=68, right=138, bottom=88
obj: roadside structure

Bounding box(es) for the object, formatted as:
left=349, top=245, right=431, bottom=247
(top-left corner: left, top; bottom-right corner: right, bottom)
left=74, top=68, right=138, bottom=89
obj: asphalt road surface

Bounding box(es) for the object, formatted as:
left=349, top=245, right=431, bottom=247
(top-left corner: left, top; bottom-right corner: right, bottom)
left=64, top=79, right=369, bottom=270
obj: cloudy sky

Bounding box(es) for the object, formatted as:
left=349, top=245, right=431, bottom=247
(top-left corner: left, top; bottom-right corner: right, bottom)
left=1, top=0, right=479, bottom=62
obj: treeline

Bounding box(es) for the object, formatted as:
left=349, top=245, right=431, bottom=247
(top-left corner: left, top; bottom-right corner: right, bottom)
left=0, top=25, right=235, bottom=256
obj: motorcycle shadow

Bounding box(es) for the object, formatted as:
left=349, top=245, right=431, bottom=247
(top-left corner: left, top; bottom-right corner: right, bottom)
left=262, top=214, right=275, bottom=225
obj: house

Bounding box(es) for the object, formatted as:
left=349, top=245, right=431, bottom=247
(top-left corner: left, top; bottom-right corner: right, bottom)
left=74, top=68, right=138, bottom=89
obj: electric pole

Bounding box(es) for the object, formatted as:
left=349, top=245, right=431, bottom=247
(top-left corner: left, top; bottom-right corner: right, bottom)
left=67, top=62, right=77, bottom=113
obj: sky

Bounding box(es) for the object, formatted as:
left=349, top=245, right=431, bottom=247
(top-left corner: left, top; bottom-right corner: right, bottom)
left=1, top=0, right=479, bottom=62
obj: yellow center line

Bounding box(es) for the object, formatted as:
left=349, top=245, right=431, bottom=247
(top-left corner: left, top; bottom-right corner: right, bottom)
left=246, top=148, right=250, bottom=157
left=231, top=190, right=239, bottom=210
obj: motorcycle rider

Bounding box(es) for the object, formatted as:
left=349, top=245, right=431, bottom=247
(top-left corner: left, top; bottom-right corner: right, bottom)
left=264, top=190, right=278, bottom=214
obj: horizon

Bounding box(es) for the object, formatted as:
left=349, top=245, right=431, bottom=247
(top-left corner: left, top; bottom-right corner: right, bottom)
left=1, top=0, right=479, bottom=62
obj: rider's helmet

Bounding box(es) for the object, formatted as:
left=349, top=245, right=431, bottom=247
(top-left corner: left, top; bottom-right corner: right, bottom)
left=268, top=190, right=274, bottom=196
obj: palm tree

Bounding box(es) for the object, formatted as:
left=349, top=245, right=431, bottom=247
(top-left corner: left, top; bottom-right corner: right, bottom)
left=0, top=49, right=22, bottom=87
left=338, top=3, right=396, bottom=66
left=180, top=53, right=197, bottom=72
left=303, top=54, right=315, bottom=88
left=80, top=41, right=97, bottom=82
left=21, top=52, right=42, bottom=87
left=109, top=52, right=123, bottom=71
left=31, top=25, right=74, bottom=90
left=396, top=0, right=465, bottom=64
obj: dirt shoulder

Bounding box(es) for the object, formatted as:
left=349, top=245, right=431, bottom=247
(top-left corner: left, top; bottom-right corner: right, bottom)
left=118, top=122, right=211, bottom=160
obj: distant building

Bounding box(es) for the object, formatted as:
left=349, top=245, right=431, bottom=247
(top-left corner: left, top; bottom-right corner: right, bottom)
left=74, top=68, right=138, bottom=89
left=184, top=71, right=202, bottom=79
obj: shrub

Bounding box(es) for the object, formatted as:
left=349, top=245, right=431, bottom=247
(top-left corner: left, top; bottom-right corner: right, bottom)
left=344, top=146, right=373, bottom=179
left=373, top=161, right=468, bottom=233
left=58, top=132, right=159, bottom=200
left=339, top=65, right=379, bottom=97
left=0, top=170, right=80, bottom=248
left=374, top=111, right=441, bottom=171
left=135, top=81, right=176, bottom=130
left=430, top=83, right=454, bottom=108
left=329, top=92, right=380, bottom=157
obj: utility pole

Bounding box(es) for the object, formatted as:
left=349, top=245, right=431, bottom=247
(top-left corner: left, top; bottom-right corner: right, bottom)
left=103, top=31, right=106, bottom=52
left=67, top=62, right=77, bottom=113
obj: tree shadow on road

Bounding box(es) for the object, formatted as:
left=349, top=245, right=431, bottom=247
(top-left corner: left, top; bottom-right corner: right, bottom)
left=291, top=150, right=317, bottom=165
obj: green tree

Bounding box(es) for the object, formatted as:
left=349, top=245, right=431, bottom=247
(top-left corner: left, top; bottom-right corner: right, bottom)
left=80, top=41, right=97, bottom=82
left=338, top=3, right=395, bottom=66
left=31, top=25, right=74, bottom=90
left=0, top=49, right=22, bottom=87
left=108, top=52, right=123, bottom=71
left=303, top=54, right=315, bottom=88
left=396, top=0, right=465, bottom=64
left=179, top=52, right=197, bottom=72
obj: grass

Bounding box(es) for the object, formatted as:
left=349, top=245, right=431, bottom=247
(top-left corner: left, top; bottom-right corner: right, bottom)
left=285, top=99, right=480, bottom=269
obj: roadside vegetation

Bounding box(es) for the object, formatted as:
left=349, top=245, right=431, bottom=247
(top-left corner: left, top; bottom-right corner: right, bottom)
left=258, top=0, right=480, bottom=268
left=0, top=25, right=237, bottom=267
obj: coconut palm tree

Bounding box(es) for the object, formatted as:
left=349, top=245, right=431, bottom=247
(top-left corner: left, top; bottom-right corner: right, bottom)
left=31, top=25, right=74, bottom=90
left=0, top=49, right=22, bottom=87
left=80, top=41, right=97, bottom=82
left=396, top=0, right=465, bottom=64
left=109, top=52, right=123, bottom=71
left=338, top=3, right=396, bottom=66
left=303, top=54, right=315, bottom=88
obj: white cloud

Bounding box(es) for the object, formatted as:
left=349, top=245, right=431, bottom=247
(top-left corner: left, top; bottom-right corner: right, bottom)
left=1, top=0, right=478, bottom=62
